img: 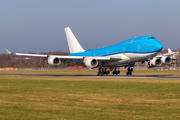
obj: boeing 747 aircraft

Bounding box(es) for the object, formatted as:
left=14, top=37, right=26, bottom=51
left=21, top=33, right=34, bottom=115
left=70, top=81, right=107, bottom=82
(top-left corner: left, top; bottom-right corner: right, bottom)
left=6, top=27, right=163, bottom=76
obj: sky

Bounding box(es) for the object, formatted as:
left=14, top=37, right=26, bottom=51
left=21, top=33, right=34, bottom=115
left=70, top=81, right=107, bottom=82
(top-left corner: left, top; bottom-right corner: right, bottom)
left=0, top=0, right=180, bottom=54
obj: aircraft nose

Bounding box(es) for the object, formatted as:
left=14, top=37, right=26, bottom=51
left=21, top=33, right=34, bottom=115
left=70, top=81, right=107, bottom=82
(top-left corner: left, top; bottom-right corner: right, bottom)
left=156, top=42, right=163, bottom=52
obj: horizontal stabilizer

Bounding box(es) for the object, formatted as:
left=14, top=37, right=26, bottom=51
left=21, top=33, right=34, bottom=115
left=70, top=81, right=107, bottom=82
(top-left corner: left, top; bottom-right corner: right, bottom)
left=6, top=49, right=12, bottom=54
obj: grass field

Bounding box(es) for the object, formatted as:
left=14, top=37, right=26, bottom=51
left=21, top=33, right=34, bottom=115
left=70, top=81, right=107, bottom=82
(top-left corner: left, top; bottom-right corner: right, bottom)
left=0, top=70, right=180, bottom=119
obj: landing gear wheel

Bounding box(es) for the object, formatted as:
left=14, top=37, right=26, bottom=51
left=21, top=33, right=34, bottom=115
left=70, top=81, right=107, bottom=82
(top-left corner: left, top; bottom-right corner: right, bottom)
left=107, top=70, right=110, bottom=74
left=126, top=72, right=132, bottom=76
left=97, top=67, right=110, bottom=76
left=129, top=72, right=132, bottom=76
left=126, top=72, right=129, bottom=76
left=112, top=71, right=115, bottom=75
left=97, top=71, right=101, bottom=76
left=126, top=67, right=133, bottom=76
left=112, top=69, right=120, bottom=75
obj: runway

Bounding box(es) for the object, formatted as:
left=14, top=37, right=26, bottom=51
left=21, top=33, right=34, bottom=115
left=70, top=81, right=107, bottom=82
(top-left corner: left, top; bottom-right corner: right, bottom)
left=0, top=73, right=180, bottom=79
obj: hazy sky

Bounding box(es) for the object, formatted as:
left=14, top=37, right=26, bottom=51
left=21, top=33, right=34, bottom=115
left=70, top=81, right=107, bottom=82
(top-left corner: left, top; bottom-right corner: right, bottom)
left=0, top=0, right=180, bottom=54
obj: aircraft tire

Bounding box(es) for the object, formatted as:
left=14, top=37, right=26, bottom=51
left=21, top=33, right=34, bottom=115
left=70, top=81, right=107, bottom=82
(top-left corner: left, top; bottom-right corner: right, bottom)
left=130, top=72, right=132, bottom=76
left=112, top=71, right=115, bottom=75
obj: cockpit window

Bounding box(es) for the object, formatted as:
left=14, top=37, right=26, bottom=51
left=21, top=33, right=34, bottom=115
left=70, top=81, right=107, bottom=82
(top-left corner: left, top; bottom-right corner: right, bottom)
left=148, top=37, right=155, bottom=39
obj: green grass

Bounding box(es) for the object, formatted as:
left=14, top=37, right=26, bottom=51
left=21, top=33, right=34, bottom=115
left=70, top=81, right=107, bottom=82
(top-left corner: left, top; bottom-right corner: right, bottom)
left=0, top=69, right=180, bottom=76
left=0, top=76, right=180, bottom=119
left=0, top=69, right=97, bottom=75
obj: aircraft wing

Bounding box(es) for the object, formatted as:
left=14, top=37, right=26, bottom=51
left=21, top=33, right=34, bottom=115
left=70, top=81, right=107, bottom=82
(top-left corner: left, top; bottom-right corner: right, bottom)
left=155, top=48, right=174, bottom=58
left=6, top=49, right=48, bottom=57
left=6, top=49, right=84, bottom=59
left=6, top=49, right=112, bottom=60
left=6, top=49, right=129, bottom=62
left=149, top=48, right=174, bottom=67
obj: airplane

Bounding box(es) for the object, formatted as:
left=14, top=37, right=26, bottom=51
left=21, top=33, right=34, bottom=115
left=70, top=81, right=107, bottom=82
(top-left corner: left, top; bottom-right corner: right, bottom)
left=6, top=27, right=163, bottom=76
left=147, top=48, right=174, bottom=68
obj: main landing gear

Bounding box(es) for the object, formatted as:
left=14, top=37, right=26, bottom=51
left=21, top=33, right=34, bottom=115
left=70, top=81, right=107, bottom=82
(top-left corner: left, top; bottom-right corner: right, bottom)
left=97, top=67, right=110, bottom=76
left=112, top=68, right=120, bottom=75
left=97, top=67, right=120, bottom=76
left=97, top=67, right=133, bottom=76
left=126, top=67, right=133, bottom=76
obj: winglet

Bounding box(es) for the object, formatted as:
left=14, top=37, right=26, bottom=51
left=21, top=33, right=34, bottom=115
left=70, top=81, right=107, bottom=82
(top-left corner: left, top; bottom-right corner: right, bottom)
left=6, top=49, right=12, bottom=54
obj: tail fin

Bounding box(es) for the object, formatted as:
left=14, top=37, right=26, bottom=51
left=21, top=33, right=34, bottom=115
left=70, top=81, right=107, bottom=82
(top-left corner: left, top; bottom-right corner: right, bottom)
left=65, top=27, right=85, bottom=53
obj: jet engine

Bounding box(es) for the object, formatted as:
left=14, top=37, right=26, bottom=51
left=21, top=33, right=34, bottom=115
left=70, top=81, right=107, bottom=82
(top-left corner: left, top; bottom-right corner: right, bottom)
left=150, top=57, right=162, bottom=66
left=83, top=58, right=98, bottom=68
left=47, top=56, right=61, bottom=65
left=161, top=56, right=172, bottom=64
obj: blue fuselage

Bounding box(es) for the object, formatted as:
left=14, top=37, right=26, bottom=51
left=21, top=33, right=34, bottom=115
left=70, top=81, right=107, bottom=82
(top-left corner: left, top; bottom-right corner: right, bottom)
left=68, top=35, right=163, bottom=57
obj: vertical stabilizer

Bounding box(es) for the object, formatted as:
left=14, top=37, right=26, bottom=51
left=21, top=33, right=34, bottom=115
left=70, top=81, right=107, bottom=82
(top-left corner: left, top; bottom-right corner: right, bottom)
left=65, top=27, right=85, bottom=53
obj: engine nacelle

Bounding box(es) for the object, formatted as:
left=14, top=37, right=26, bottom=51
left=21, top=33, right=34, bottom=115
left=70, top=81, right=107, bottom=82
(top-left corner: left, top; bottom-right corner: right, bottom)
left=150, top=57, right=162, bottom=66
left=47, top=56, right=61, bottom=65
left=83, top=58, right=98, bottom=68
left=161, top=56, right=172, bottom=64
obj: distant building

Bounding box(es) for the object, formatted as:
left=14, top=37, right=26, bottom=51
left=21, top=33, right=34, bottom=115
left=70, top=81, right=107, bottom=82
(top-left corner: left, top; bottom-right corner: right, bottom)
left=171, top=51, right=179, bottom=67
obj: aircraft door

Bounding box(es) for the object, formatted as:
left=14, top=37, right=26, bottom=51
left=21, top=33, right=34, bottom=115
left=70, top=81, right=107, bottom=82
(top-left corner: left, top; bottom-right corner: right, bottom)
left=137, top=45, right=140, bottom=53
